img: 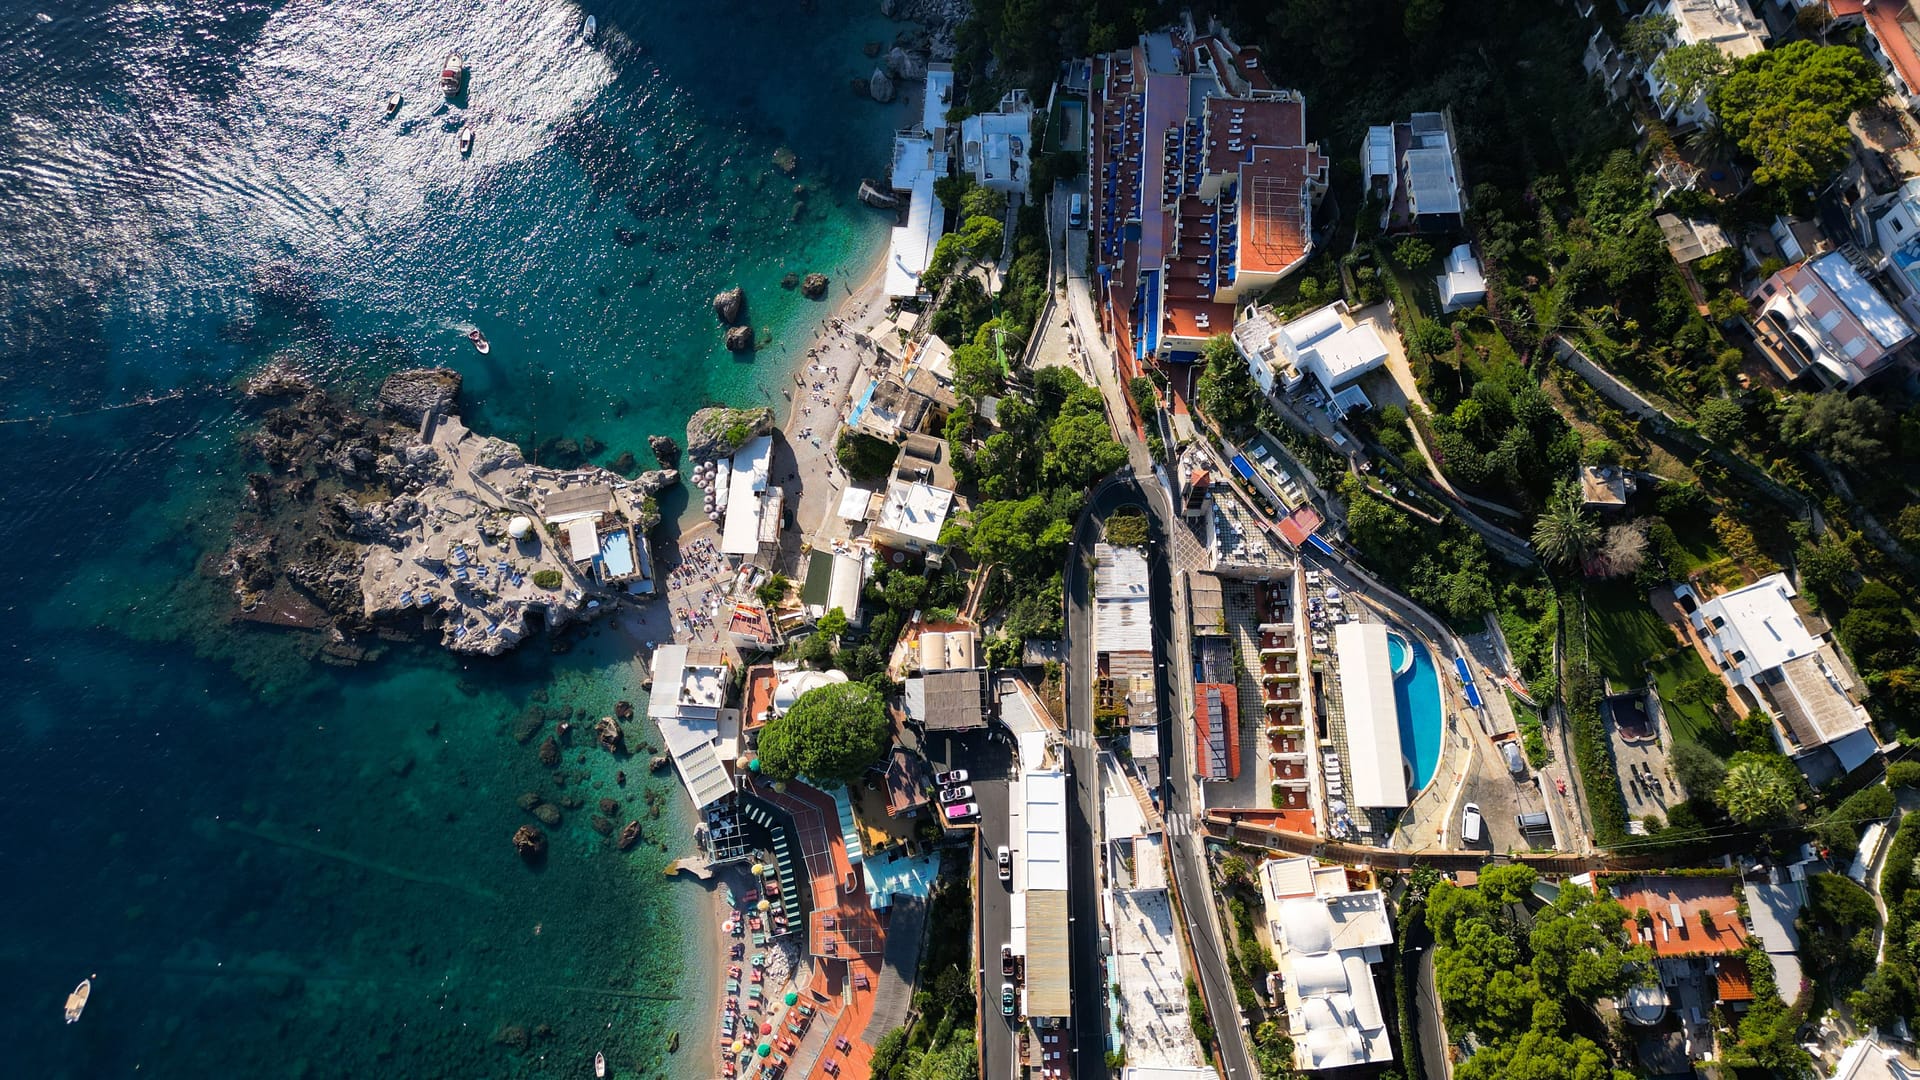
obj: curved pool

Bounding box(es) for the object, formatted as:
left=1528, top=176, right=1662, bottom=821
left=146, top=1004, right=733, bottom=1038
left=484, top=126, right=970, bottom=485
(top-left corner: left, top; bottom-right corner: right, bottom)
left=1393, top=635, right=1445, bottom=793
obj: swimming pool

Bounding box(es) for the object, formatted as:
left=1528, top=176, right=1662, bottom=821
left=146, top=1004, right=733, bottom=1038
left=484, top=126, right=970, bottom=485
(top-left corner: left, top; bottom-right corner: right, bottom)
left=1390, top=633, right=1445, bottom=793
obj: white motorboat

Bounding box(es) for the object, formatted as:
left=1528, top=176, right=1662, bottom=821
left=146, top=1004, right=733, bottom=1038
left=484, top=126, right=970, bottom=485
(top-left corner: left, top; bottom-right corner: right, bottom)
left=385, top=92, right=402, bottom=115
left=64, top=978, right=90, bottom=1024
left=457, top=126, right=474, bottom=155
left=594, top=1051, right=606, bottom=1077
left=440, top=52, right=466, bottom=97
left=467, top=328, right=490, bottom=355
left=582, top=15, right=597, bottom=42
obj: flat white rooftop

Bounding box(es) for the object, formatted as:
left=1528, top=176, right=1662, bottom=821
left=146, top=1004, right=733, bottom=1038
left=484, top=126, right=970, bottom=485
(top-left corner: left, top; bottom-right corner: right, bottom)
left=1694, top=572, right=1820, bottom=678
left=876, top=478, right=954, bottom=545
left=1024, top=769, right=1069, bottom=891
left=1334, top=622, right=1406, bottom=809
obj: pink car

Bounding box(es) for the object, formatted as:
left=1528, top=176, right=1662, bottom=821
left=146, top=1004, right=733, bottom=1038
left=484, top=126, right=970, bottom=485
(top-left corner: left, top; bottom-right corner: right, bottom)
left=943, top=801, right=979, bottom=822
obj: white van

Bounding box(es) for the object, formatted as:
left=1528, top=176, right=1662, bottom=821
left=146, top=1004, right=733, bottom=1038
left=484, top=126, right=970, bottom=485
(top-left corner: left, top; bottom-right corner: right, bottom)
left=1461, top=803, right=1484, bottom=846
left=1068, top=192, right=1085, bottom=228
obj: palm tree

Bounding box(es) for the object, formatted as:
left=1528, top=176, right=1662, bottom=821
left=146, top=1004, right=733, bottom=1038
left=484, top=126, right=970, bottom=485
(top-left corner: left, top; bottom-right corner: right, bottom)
left=1532, top=484, right=1601, bottom=569
left=1717, top=760, right=1795, bottom=825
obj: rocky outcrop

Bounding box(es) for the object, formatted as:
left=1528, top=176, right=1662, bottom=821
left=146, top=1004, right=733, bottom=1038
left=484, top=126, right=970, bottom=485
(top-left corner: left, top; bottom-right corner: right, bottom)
left=538, top=736, right=560, bottom=767
left=886, top=46, right=925, bottom=81
left=649, top=435, right=681, bottom=467
left=686, top=406, right=776, bottom=460
left=532, top=803, right=563, bottom=827
left=633, top=469, right=679, bottom=497
left=243, top=362, right=315, bottom=399
left=512, top=825, right=546, bottom=862
left=595, top=715, right=626, bottom=754
left=712, top=287, right=746, bottom=325
left=377, top=367, right=461, bottom=425
left=618, top=820, right=643, bottom=851
left=724, top=325, right=755, bottom=352
left=869, top=68, right=896, bottom=103
left=802, top=273, right=830, bottom=300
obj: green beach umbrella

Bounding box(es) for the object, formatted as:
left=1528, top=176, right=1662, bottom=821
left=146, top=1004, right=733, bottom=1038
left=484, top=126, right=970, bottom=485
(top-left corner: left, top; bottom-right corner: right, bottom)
left=747, top=758, right=761, bottom=772
left=757, top=1042, right=772, bottom=1057
left=784, top=991, right=798, bottom=1006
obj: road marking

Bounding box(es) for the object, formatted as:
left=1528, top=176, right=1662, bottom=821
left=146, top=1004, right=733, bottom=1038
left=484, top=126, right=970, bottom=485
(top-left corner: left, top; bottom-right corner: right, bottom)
left=1064, top=727, right=1095, bottom=749
left=1164, top=812, right=1195, bottom=837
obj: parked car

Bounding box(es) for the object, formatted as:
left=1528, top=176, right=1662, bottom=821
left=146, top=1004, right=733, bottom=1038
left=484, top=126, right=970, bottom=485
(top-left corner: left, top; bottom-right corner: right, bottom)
left=1001, top=983, right=1017, bottom=1017
left=1002, top=945, right=1015, bottom=976
left=934, top=769, right=968, bottom=786
left=943, top=801, right=979, bottom=821
left=997, top=845, right=1012, bottom=881
left=1461, top=803, right=1484, bottom=846
left=940, top=784, right=974, bottom=803
left=1500, top=740, right=1527, bottom=777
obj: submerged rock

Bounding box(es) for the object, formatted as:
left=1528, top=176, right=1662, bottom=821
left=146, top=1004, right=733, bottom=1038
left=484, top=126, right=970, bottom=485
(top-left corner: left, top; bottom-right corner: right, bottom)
left=802, top=272, right=830, bottom=299
left=537, top=736, right=560, bottom=768
left=618, top=820, right=643, bottom=850
left=532, top=803, right=563, bottom=827
left=599, top=798, right=620, bottom=815
left=649, top=434, right=681, bottom=467
left=724, top=324, right=755, bottom=352
left=591, top=814, right=614, bottom=836
left=512, top=825, right=546, bottom=862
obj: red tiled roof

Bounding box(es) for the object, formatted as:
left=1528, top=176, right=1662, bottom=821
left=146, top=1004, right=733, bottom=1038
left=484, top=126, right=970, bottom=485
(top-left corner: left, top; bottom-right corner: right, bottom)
left=1716, top=955, right=1757, bottom=1003
left=1865, top=1, right=1920, bottom=98
left=1613, top=876, right=1747, bottom=958
left=1238, top=146, right=1322, bottom=275
left=1163, top=300, right=1236, bottom=342
left=1203, top=97, right=1304, bottom=175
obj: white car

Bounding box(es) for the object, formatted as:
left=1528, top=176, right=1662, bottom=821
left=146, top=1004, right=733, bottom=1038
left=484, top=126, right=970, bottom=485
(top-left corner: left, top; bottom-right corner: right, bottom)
left=1461, top=803, right=1484, bottom=846
left=934, top=769, right=968, bottom=786
left=996, top=845, right=1011, bottom=881
left=940, top=784, right=974, bottom=803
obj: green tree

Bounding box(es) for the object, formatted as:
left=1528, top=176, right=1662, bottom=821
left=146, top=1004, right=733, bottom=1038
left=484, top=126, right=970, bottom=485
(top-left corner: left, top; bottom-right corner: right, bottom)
left=1197, top=334, right=1260, bottom=432
left=957, top=183, right=1007, bottom=223
left=756, top=572, right=792, bottom=606
left=1045, top=408, right=1127, bottom=487
left=1651, top=41, right=1730, bottom=108
left=1530, top=886, right=1646, bottom=1004
left=756, top=682, right=890, bottom=785
left=1670, top=741, right=1728, bottom=801
left=1717, top=755, right=1797, bottom=825
left=1695, top=396, right=1745, bottom=445
left=1105, top=511, right=1149, bottom=548
left=951, top=342, right=1001, bottom=399
left=1435, top=919, right=1536, bottom=1039
left=904, top=1038, right=979, bottom=1080
left=1393, top=236, right=1437, bottom=269
left=1779, top=392, right=1892, bottom=470
left=1455, top=1029, right=1633, bottom=1080
left=1621, top=12, right=1678, bottom=63
left=1710, top=41, right=1885, bottom=189
left=816, top=606, right=849, bottom=639
left=1532, top=483, right=1601, bottom=569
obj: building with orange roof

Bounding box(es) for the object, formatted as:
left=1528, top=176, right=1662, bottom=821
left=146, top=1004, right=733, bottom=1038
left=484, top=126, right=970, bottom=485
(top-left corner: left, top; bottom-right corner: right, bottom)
left=1834, top=0, right=1920, bottom=110
left=1607, top=874, right=1747, bottom=958
left=1090, top=27, right=1327, bottom=368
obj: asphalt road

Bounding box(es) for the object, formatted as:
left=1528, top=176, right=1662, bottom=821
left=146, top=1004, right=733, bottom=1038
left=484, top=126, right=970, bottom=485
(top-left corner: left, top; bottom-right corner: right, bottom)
left=922, top=731, right=1020, bottom=1075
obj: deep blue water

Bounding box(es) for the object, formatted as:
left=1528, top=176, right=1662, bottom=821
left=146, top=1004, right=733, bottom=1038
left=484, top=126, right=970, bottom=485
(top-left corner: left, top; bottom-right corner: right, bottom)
left=0, top=0, right=900, bottom=1074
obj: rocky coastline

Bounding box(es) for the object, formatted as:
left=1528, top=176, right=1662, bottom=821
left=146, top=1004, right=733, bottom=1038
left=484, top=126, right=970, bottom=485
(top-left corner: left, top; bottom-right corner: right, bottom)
left=221, top=363, right=677, bottom=659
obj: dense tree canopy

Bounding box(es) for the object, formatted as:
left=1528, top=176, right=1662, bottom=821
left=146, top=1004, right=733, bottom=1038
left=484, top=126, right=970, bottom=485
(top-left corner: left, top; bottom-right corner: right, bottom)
left=1532, top=483, right=1600, bottom=569
left=1196, top=334, right=1260, bottom=432
left=1716, top=752, right=1798, bottom=825
left=1709, top=41, right=1884, bottom=189
left=756, top=682, right=889, bottom=786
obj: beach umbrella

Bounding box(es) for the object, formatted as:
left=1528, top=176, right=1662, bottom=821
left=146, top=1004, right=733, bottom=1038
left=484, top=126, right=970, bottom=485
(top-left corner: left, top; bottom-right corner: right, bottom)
left=757, top=1043, right=771, bottom=1057
left=747, top=758, right=761, bottom=772
left=731, top=1040, right=744, bottom=1054
left=784, top=991, right=799, bottom=1006
left=760, top=1021, right=773, bottom=1034
left=757, top=900, right=771, bottom=912
left=751, top=863, right=765, bottom=875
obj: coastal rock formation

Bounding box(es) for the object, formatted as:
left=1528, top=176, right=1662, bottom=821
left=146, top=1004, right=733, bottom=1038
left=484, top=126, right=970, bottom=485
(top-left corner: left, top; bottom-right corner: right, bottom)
left=886, top=45, right=925, bottom=81
left=595, top=715, right=627, bottom=754
left=648, top=435, right=680, bottom=467
left=869, top=68, right=896, bottom=103
left=685, top=406, right=776, bottom=460
left=537, top=736, right=560, bottom=767
left=724, top=324, right=755, bottom=352
left=243, top=362, right=316, bottom=399
left=512, top=825, right=546, bottom=861
left=376, top=367, right=461, bottom=425
left=801, top=272, right=830, bottom=299
left=532, top=803, right=563, bottom=827
left=712, top=287, right=745, bottom=325
left=633, top=470, right=678, bottom=498
left=591, top=814, right=613, bottom=836
left=618, top=820, right=643, bottom=850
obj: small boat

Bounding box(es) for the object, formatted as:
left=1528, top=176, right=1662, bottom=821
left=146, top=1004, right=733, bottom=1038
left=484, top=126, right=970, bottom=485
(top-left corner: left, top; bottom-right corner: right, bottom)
left=667, top=1030, right=679, bottom=1053
left=440, top=52, right=466, bottom=98
left=64, top=978, right=90, bottom=1024
left=594, top=1050, right=606, bottom=1077
left=385, top=92, right=402, bottom=115
left=582, top=15, right=597, bottom=42
left=467, top=328, right=490, bottom=355
left=457, top=126, right=474, bottom=156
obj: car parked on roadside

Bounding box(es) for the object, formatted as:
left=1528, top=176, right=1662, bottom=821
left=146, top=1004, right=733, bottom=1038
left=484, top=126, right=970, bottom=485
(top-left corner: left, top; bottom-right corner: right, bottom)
left=1002, top=945, right=1015, bottom=976
left=1001, top=983, right=1017, bottom=1017
left=940, top=784, right=974, bottom=803
left=934, top=769, right=968, bottom=786
left=943, top=801, right=979, bottom=821
left=997, top=845, right=1011, bottom=881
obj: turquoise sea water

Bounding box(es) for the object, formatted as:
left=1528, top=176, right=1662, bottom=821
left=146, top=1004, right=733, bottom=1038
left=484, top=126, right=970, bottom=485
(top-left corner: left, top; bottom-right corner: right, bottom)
left=0, top=0, right=900, bottom=1074
left=1391, top=633, right=1444, bottom=793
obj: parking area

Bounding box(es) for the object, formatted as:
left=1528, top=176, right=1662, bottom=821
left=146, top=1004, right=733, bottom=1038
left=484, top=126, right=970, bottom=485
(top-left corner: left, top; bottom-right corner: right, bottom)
left=1604, top=690, right=1680, bottom=826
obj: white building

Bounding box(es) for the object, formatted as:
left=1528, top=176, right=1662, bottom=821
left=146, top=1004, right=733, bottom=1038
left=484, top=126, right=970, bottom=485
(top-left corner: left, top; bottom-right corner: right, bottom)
left=1640, top=0, right=1769, bottom=128
left=960, top=89, right=1033, bottom=195
left=1751, top=253, right=1915, bottom=389
left=885, top=64, right=954, bottom=298
left=1855, top=177, right=1920, bottom=323
left=869, top=478, right=954, bottom=556
left=720, top=434, right=782, bottom=560
left=1333, top=622, right=1407, bottom=810
left=1360, top=112, right=1466, bottom=233
left=1021, top=769, right=1072, bottom=1024
left=1436, top=244, right=1487, bottom=312
left=1685, top=573, right=1878, bottom=774
left=1232, top=300, right=1389, bottom=398
left=647, top=644, right=737, bottom=811
left=1260, top=856, right=1396, bottom=1071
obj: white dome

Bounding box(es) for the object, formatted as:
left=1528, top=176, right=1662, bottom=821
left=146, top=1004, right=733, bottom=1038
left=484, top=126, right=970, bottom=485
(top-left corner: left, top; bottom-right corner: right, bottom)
left=773, top=669, right=849, bottom=713
left=508, top=515, right=533, bottom=540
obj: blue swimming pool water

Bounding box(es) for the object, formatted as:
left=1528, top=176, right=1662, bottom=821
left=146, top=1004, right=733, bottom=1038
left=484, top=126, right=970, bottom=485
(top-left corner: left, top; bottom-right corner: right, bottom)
left=1394, top=636, right=1445, bottom=792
